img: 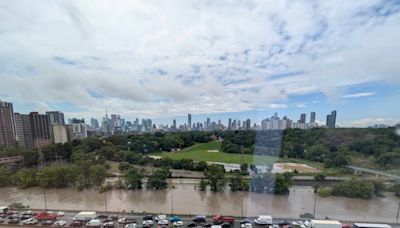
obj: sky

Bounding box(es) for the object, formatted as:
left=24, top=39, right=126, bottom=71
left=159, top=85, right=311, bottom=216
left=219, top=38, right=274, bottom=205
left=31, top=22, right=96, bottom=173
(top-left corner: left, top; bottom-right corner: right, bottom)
left=0, top=0, right=400, bottom=127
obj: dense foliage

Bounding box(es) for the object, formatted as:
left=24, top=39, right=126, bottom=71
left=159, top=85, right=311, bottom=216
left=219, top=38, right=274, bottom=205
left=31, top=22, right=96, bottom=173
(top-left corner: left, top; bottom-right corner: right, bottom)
left=318, top=178, right=386, bottom=199
left=250, top=172, right=292, bottom=194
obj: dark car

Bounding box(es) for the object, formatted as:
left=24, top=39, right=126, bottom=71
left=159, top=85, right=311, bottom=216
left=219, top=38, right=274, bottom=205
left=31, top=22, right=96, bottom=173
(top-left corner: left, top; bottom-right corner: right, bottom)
left=143, top=215, right=153, bottom=221
left=203, top=223, right=212, bottom=227
left=187, top=222, right=197, bottom=227
left=221, top=222, right=231, bottom=228
left=8, top=214, right=19, bottom=219
left=110, top=215, right=119, bottom=220
left=20, top=214, right=31, bottom=220
left=192, top=216, right=206, bottom=223
left=97, top=214, right=108, bottom=219
left=9, top=218, right=20, bottom=224
left=70, top=220, right=83, bottom=227
left=42, top=220, right=54, bottom=225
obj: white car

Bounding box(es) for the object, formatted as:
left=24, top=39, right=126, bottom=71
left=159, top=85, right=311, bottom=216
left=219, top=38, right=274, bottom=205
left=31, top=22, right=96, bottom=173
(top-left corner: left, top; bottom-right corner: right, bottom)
left=125, top=223, right=137, bottom=228
left=54, top=220, right=67, bottom=226
left=22, top=218, right=38, bottom=225
left=241, top=223, right=252, bottom=228
left=173, top=221, right=184, bottom=227
left=155, top=215, right=167, bottom=221
left=254, top=215, right=273, bottom=225
left=142, top=220, right=154, bottom=226
left=158, top=219, right=169, bottom=225
left=56, top=211, right=65, bottom=217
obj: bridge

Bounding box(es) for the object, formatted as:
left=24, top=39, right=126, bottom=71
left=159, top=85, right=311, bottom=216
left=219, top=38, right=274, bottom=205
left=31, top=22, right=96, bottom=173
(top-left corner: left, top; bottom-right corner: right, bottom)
left=345, top=165, right=400, bottom=180
left=0, top=156, right=24, bottom=167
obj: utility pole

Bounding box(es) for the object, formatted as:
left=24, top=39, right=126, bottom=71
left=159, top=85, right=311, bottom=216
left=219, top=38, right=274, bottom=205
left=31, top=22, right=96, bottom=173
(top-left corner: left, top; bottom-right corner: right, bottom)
left=396, top=201, right=400, bottom=225
left=313, top=186, right=318, bottom=219
left=171, top=191, right=174, bottom=215
left=43, top=188, right=48, bottom=211
left=241, top=192, right=244, bottom=218
left=104, top=191, right=108, bottom=214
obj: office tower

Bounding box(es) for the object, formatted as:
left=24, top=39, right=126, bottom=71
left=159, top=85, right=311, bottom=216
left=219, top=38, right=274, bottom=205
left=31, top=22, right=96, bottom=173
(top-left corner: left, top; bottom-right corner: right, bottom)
left=206, top=118, right=210, bottom=130
left=299, top=113, right=306, bottom=124
left=46, top=111, right=65, bottom=125
left=0, top=100, right=17, bottom=147
left=310, top=112, right=316, bottom=123
left=326, top=110, right=337, bottom=128
left=188, top=114, right=192, bottom=128
left=29, top=112, right=51, bottom=148
left=14, top=113, right=34, bottom=148
left=71, top=118, right=85, bottom=124
left=228, top=118, right=232, bottom=130
left=90, top=118, right=99, bottom=129
left=246, top=119, right=251, bottom=130
left=111, top=114, right=117, bottom=128
left=173, top=119, right=176, bottom=129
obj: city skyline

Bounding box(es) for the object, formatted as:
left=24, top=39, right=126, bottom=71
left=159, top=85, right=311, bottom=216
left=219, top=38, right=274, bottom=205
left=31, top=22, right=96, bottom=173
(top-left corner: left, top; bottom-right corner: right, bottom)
left=1, top=1, right=400, bottom=127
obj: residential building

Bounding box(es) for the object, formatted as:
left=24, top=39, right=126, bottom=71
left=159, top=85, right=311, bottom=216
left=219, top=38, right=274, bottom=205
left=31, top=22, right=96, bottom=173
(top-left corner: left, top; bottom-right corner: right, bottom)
left=46, top=111, right=65, bottom=125
left=29, top=112, right=51, bottom=148
left=0, top=100, right=16, bottom=147
left=14, top=113, right=33, bottom=148
left=299, top=113, right=306, bottom=124
left=310, top=112, right=316, bottom=123
left=326, top=110, right=337, bottom=128
left=90, top=118, right=99, bottom=129
left=52, top=123, right=68, bottom=144
left=188, top=113, right=192, bottom=129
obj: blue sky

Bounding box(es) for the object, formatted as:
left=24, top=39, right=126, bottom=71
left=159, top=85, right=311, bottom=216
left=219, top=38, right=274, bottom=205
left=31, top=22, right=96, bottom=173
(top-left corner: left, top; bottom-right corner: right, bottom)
left=0, top=0, right=400, bottom=127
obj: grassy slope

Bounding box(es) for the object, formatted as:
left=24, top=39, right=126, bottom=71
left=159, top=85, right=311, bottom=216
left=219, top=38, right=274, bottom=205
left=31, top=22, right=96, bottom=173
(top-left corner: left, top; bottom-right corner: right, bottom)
left=153, top=141, right=280, bottom=165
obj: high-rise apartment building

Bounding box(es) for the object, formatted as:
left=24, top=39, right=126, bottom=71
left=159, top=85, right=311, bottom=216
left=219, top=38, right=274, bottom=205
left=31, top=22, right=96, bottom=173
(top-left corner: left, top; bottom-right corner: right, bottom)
left=0, top=100, right=17, bottom=147
left=246, top=119, right=251, bottom=130
left=90, top=118, right=99, bottom=129
left=52, top=123, right=69, bottom=144
left=326, top=110, right=337, bottom=128
left=29, top=112, right=51, bottom=148
left=46, top=111, right=65, bottom=125
left=173, top=119, right=176, bottom=129
left=310, top=112, right=316, bottom=123
left=14, top=113, right=34, bottom=148
left=299, top=113, right=306, bottom=124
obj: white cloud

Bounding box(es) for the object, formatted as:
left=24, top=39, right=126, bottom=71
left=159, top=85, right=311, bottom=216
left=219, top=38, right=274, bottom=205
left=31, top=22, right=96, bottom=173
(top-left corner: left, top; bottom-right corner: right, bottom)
left=339, top=118, right=400, bottom=128
left=342, top=92, right=376, bottom=98
left=0, top=0, right=399, bottom=120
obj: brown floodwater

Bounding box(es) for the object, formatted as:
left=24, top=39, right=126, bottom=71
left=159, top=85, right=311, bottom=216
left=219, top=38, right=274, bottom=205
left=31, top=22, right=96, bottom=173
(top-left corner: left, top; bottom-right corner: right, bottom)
left=0, top=183, right=398, bottom=223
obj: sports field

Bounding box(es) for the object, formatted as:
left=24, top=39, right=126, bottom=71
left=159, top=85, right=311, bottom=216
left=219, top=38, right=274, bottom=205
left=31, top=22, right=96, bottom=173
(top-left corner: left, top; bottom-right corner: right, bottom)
left=151, top=141, right=279, bottom=165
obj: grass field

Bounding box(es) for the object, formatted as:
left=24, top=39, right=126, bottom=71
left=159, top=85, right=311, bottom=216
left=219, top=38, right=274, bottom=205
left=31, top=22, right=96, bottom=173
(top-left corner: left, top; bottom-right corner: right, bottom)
left=153, top=141, right=279, bottom=165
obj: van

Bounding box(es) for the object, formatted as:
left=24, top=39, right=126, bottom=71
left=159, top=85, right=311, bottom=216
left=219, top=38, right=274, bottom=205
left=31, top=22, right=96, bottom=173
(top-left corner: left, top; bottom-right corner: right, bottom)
left=86, top=219, right=102, bottom=227
left=254, top=215, right=273, bottom=225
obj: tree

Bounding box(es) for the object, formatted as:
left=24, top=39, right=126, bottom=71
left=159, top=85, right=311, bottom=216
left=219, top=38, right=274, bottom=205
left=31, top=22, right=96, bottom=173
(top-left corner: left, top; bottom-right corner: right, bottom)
left=331, top=178, right=375, bottom=199
left=274, top=173, right=292, bottom=194
left=229, top=171, right=249, bottom=192
left=199, top=178, right=207, bottom=191
left=0, top=166, right=13, bottom=187
left=314, top=173, right=326, bottom=181
left=204, top=164, right=226, bottom=192
left=89, top=165, right=108, bottom=187
left=125, top=167, right=143, bottom=190
left=146, top=167, right=170, bottom=190
left=195, top=161, right=208, bottom=171
left=118, top=162, right=131, bottom=172
left=17, top=168, right=37, bottom=188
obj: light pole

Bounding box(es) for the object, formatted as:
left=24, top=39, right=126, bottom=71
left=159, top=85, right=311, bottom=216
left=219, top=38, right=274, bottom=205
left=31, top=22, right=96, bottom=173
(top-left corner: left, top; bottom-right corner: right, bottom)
left=43, top=188, right=48, bottom=211
left=313, top=186, right=318, bottom=219
left=171, top=191, right=174, bottom=215
left=241, top=192, right=244, bottom=218
left=104, top=191, right=108, bottom=215
left=396, top=201, right=400, bottom=225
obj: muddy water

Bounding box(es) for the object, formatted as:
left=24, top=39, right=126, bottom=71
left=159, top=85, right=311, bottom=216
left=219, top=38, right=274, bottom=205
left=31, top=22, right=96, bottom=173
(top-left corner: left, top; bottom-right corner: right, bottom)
left=0, top=184, right=398, bottom=223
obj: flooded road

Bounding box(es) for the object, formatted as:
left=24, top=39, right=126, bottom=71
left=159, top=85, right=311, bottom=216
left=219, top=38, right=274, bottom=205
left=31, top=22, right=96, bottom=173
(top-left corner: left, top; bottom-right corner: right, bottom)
left=0, top=184, right=398, bottom=223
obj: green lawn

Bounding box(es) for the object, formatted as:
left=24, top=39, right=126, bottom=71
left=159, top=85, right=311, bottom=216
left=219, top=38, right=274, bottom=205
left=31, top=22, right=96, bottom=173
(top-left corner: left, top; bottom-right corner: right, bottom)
left=152, top=141, right=279, bottom=165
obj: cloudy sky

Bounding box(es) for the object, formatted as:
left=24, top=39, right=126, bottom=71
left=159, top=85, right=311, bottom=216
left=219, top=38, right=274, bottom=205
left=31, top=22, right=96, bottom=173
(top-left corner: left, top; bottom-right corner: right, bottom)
left=1, top=0, right=400, bottom=127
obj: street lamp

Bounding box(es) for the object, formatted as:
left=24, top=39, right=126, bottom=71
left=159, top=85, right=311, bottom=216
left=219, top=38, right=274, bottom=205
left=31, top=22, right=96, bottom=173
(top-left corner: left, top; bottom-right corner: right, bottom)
left=313, top=185, right=318, bottom=219
left=396, top=201, right=400, bottom=225
left=104, top=191, right=108, bottom=215
left=43, top=188, right=48, bottom=211
left=171, top=191, right=174, bottom=215
left=241, top=192, right=244, bottom=218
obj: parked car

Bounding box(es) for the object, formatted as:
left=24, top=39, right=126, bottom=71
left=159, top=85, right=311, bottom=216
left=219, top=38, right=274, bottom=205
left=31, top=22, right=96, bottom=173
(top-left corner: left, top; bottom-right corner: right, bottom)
left=240, top=219, right=253, bottom=228
left=143, top=215, right=153, bottom=220
left=0, top=213, right=5, bottom=218
left=97, top=214, right=108, bottom=219
left=103, top=221, right=115, bottom=228
left=22, top=218, right=38, bottom=225
left=187, top=222, right=197, bottom=227
left=70, top=220, right=83, bottom=227
left=173, top=221, right=184, bottom=227
left=221, top=222, right=231, bottom=228
left=170, top=216, right=182, bottom=223
left=212, top=215, right=234, bottom=225
left=0, top=217, right=4, bottom=223
left=86, top=219, right=102, bottom=227
left=57, top=211, right=65, bottom=217
left=42, top=219, right=54, bottom=225
left=143, top=219, right=154, bottom=226
left=118, top=217, right=136, bottom=224
left=110, top=215, right=119, bottom=220
left=8, top=218, right=20, bottom=224
left=22, top=210, right=33, bottom=215
left=21, top=214, right=32, bottom=220
left=193, top=216, right=206, bottom=223
left=54, top=220, right=67, bottom=226
left=125, top=223, right=137, bottom=228
left=155, top=215, right=167, bottom=221
left=254, top=215, right=272, bottom=225
left=8, top=213, right=19, bottom=219
left=6, top=210, right=18, bottom=215
left=203, top=223, right=213, bottom=227
left=158, top=219, right=169, bottom=226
